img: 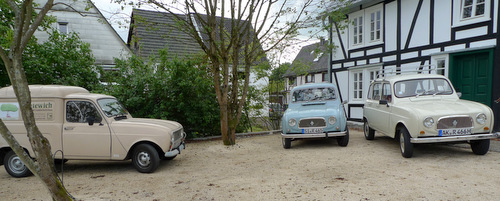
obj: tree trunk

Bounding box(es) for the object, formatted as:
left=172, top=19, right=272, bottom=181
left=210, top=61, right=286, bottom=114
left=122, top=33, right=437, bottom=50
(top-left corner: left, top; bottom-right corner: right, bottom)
left=1, top=52, right=73, bottom=200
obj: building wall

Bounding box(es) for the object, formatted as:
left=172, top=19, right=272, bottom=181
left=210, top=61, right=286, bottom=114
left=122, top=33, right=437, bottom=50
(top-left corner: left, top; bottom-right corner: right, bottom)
left=34, top=0, right=131, bottom=69
left=329, top=0, right=499, bottom=131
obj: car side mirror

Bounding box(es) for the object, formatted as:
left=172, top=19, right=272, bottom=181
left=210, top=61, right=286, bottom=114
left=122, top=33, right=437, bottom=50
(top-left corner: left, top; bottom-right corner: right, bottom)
left=379, top=99, right=388, bottom=105
left=341, top=100, right=348, bottom=105
left=457, top=92, right=462, bottom=98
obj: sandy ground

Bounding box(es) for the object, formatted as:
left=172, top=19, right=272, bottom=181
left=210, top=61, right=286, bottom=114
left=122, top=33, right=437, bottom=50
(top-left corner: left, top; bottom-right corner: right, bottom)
left=1, top=129, right=500, bottom=201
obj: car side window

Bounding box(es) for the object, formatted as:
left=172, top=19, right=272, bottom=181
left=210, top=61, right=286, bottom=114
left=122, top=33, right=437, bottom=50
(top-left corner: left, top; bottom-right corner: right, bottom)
left=371, top=83, right=382, bottom=100
left=382, top=83, right=392, bottom=102
left=66, top=101, right=102, bottom=123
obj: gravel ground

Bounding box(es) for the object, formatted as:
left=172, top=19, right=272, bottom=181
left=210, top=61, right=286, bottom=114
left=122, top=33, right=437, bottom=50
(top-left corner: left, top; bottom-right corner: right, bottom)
left=1, top=129, right=500, bottom=200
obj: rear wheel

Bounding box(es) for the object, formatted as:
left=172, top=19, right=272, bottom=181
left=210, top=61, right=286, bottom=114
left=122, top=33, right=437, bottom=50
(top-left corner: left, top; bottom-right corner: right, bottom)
left=337, top=128, right=349, bottom=147
left=399, top=127, right=414, bottom=158
left=282, top=137, right=291, bottom=149
left=364, top=119, right=375, bottom=140
left=132, top=144, right=160, bottom=173
left=4, top=150, right=32, bottom=178
left=470, top=139, right=490, bottom=155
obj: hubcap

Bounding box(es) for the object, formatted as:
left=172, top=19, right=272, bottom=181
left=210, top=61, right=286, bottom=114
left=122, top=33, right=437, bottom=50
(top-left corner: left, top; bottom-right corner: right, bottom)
left=364, top=122, right=369, bottom=137
left=9, top=155, right=26, bottom=174
left=137, top=151, right=151, bottom=167
left=400, top=132, right=405, bottom=153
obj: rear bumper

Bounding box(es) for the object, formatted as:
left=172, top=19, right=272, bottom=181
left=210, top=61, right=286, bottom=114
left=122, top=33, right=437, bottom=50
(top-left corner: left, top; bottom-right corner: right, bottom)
left=281, top=131, right=347, bottom=139
left=410, top=133, right=499, bottom=143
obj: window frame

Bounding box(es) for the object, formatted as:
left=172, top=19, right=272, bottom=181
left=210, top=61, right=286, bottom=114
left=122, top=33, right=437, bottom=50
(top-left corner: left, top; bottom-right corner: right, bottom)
left=349, top=66, right=382, bottom=103
left=348, top=4, right=384, bottom=49
left=58, top=22, right=69, bottom=34
left=452, top=0, right=491, bottom=27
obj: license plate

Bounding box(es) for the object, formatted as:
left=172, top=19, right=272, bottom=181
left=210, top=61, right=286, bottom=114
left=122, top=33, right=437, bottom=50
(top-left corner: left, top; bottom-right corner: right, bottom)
left=439, top=128, right=472, bottom=136
left=302, top=128, right=324, bottom=134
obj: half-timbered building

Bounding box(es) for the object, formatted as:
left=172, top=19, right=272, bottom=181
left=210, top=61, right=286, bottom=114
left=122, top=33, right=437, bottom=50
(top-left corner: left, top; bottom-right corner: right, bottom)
left=322, top=0, right=500, bottom=131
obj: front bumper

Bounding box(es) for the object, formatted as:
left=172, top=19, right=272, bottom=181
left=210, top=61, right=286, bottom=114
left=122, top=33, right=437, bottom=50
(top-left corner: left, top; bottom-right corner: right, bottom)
left=281, top=131, right=347, bottom=139
left=410, top=133, right=500, bottom=143
left=165, top=131, right=186, bottom=157
left=165, top=142, right=185, bottom=157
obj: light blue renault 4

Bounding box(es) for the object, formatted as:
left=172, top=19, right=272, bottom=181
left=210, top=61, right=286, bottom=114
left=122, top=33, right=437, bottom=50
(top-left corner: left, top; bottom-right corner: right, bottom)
left=281, top=83, right=349, bottom=149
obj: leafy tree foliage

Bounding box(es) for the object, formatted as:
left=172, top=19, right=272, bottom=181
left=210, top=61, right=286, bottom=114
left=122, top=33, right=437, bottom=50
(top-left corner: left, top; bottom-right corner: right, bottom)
left=105, top=49, right=221, bottom=138
left=1, top=31, right=101, bottom=89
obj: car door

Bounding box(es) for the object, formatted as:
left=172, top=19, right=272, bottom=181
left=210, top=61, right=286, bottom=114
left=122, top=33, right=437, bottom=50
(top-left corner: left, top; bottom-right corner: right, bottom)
left=364, top=82, right=382, bottom=131
left=62, top=100, right=111, bottom=159
left=378, top=83, right=393, bottom=134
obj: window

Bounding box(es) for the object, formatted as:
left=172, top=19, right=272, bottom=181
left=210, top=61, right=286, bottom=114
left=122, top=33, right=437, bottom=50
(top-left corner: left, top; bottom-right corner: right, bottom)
left=66, top=101, right=102, bottom=123
left=431, top=55, right=448, bottom=77
left=322, top=72, right=329, bottom=82
left=58, top=22, right=68, bottom=34
left=453, top=0, right=490, bottom=26
left=353, top=16, right=363, bottom=45
left=350, top=66, right=381, bottom=102
left=353, top=72, right=363, bottom=99
left=369, top=10, right=381, bottom=42
left=382, top=83, right=392, bottom=103
left=349, top=4, right=383, bottom=48
left=306, top=74, right=315, bottom=83
left=461, top=0, right=485, bottom=19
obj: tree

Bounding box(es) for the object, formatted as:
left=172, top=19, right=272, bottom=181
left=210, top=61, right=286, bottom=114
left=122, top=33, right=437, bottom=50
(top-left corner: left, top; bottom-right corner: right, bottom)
left=0, top=0, right=73, bottom=200
left=105, top=49, right=222, bottom=138
left=117, top=0, right=336, bottom=145
left=1, top=30, right=102, bottom=89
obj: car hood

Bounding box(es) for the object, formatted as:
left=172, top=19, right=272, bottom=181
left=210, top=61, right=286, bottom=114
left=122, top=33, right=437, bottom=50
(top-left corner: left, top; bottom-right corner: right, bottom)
left=285, top=102, right=340, bottom=118
left=400, top=98, right=488, bottom=117
left=111, top=118, right=183, bottom=133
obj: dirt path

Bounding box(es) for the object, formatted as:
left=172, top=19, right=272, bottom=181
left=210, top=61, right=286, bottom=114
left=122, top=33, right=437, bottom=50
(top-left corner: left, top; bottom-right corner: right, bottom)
left=1, top=130, right=500, bottom=200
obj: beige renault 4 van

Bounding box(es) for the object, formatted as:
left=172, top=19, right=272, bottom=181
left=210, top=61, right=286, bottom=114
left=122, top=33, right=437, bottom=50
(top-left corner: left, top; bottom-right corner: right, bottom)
left=0, top=85, right=186, bottom=177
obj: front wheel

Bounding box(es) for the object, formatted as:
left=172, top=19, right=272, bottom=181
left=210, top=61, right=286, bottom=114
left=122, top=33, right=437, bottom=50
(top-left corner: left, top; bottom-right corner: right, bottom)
left=337, top=128, right=349, bottom=147
left=470, top=139, right=490, bottom=155
left=399, top=127, right=414, bottom=158
left=364, top=119, right=375, bottom=140
left=132, top=144, right=160, bottom=173
left=4, top=150, right=32, bottom=178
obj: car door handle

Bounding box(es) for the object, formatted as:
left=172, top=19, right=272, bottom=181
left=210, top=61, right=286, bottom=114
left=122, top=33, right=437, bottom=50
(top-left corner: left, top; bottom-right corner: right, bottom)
left=64, top=127, right=74, bottom=130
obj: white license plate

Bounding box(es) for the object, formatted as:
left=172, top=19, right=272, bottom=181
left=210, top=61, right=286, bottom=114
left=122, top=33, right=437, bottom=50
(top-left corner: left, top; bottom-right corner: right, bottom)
left=439, top=128, right=472, bottom=136
left=302, top=128, right=324, bottom=134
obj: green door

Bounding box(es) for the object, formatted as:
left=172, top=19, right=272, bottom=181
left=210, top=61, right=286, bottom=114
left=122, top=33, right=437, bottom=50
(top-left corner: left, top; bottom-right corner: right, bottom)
left=450, top=49, right=493, bottom=106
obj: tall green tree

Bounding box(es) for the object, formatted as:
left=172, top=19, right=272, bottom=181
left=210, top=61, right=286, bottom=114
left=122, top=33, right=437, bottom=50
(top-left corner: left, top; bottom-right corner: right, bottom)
left=0, top=0, right=73, bottom=200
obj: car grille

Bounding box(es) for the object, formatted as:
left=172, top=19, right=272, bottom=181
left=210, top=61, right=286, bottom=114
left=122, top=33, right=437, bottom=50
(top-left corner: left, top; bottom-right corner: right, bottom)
left=299, top=118, right=326, bottom=128
left=437, top=116, right=473, bottom=129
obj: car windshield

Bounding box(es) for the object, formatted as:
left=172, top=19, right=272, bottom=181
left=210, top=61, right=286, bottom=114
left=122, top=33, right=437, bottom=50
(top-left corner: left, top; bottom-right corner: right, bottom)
left=292, top=87, right=337, bottom=103
left=97, top=98, right=129, bottom=117
left=394, top=78, right=453, bottom=98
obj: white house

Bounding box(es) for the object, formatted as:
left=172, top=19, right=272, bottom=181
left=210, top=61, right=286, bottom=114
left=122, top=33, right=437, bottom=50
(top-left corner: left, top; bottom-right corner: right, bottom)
left=318, top=0, right=499, bottom=131
left=34, top=0, right=131, bottom=70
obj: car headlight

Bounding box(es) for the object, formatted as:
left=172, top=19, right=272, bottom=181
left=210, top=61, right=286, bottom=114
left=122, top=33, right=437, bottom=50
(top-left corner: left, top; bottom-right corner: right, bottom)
left=328, top=116, right=337, bottom=125
left=288, top=118, right=296, bottom=127
left=476, top=113, right=487, bottom=125
left=423, top=117, right=434, bottom=128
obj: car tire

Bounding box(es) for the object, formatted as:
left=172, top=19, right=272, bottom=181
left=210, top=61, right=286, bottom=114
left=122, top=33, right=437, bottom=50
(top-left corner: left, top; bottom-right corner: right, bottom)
left=132, top=144, right=160, bottom=173
left=4, top=150, right=32, bottom=178
left=337, top=128, right=349, bottom=147
left=364, top=119, right=375, bottom=140
left=282, top=137, right=291, bottom=149
left=470, top=139, right=490, bottom=155
left=399, top=127, right=414, bottom=158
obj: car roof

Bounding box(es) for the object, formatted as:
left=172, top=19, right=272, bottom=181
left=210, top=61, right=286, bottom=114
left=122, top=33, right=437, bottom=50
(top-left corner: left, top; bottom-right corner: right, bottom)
left=291, top=83, right=338, bottom=91
left=373, top=73, right=448, bottom=83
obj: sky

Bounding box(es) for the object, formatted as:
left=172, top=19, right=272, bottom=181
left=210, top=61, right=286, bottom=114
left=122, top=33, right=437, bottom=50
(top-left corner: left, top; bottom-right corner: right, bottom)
left=91, top=0, right=327, bottom=64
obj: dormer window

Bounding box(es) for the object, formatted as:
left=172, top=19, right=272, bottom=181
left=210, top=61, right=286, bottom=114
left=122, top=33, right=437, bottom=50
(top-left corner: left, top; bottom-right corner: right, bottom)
left=314, top=52, right=323, bottom=62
